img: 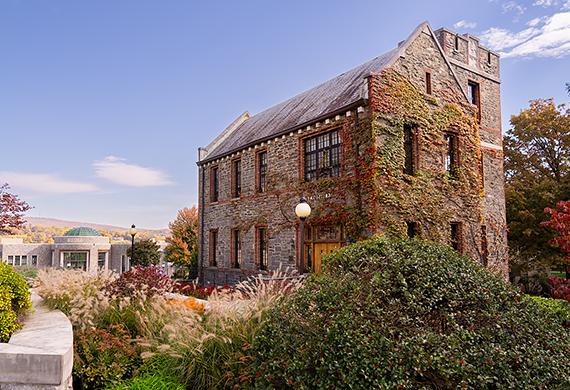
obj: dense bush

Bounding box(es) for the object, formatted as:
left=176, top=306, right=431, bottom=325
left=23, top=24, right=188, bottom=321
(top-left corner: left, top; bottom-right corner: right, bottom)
left=106, top=266, right=173, bottom=298
left=250, top=238, right=570, bottom=389
left=0, top=263, right=31, bottom=342
left=74, top=324, right=139, bottom=389
left=548, top=276, right=570, bottom=302
left=528, top=295, right=570, bottom=324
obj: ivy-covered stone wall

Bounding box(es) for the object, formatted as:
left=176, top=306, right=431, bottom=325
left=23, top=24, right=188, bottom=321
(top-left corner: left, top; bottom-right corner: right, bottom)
left=198, top=25, right=508, bottom=284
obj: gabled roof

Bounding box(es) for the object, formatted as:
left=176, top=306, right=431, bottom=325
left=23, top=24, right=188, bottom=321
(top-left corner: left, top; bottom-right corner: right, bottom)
left=203, top=48, right=398, bottom=161
left=201, top=22, right=466, bottom=163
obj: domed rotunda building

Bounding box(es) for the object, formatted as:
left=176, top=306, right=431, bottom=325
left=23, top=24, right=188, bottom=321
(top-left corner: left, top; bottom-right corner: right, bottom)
left=0, top=227, right=131, bottom=273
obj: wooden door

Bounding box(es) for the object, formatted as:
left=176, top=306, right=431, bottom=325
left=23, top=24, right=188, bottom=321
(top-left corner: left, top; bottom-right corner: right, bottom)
left=313, top=242, right=341, bottom=273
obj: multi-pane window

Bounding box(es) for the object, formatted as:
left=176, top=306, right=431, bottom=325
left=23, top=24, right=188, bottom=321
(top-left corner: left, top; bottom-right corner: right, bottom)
left=7, top=256, right=13, bottom=265
left=257, top=227, right=268, bottom=270
left=231, top=229, right=241, bottom=268
left=304, top=129, right=341, bottom=181
left=425, top=72, right=432, bottom=95
left=209, top=230, right=218, bottom=267
left=403, top=124, right=416, bottom=175
left=21, top=255, right=27, bottom=266
left=257, top=151, right=267, bottom=193
left=31, top=255, right=37, bottom=266
left=98, top=252, right=106, bottom=270
left=63, top=252, right=87, bottom=271
left=14, top=255, right=21, bottom=266
left=450, top=222, right=462, bottom=251
left=444, top=133, right=458, bottom=176
left=210, top=166, right=219, bottom=202
left=406, top=221, right=418, bottom=238
left=232, top=159, right=241, bottom=198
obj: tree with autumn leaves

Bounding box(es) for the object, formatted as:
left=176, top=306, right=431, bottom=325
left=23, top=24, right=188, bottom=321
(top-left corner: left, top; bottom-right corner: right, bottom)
left=164, top=207, right=199, bottom=279
left=542, top=200, right=570, bottom=278
left=505, top=98, right=570, bottom=275
left=0, top=183, right=31, bottom=235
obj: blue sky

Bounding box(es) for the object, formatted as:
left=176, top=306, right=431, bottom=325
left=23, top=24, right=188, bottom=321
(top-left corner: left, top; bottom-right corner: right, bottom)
left=0, top=0, right=568, bottom=229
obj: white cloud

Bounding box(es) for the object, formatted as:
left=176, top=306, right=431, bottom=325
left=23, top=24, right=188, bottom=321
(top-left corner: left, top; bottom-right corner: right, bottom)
left=480, top=11, right=570, bottom=58
left=533, top=0, right=558, bottom=7
left=453, top=20, right=477, bottom=29
left=93, top=156, right=173, bottom=187
left=502, top=0, right=527, bottom=16
left=527, top=16, right=549, bottom=26
left=563, top=0, right=570, bottom=9
left=0, top=172, right=98, bottom=194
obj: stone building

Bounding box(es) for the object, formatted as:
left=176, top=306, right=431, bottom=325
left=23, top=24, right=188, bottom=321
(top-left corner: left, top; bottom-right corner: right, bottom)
left=197, top=22, right=507, bottom=285
left=0, top=227, right=131, bottom=273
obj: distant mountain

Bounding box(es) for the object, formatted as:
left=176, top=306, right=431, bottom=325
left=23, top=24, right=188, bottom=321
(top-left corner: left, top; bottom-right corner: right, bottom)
left=25, top=217, right=169, bottom=236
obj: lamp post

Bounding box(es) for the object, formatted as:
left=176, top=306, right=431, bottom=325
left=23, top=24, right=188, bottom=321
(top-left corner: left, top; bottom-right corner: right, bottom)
left=129, top=224, right=136, bottom=269
left=295, top=197, right=311, bottom=274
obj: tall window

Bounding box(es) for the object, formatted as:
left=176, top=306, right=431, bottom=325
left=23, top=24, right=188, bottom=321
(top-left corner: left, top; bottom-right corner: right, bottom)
left=232, top=159, right=241, bottom=198
left=257, top=227, right=268, bottom=270
left=31, top=255, right=37, bottom=266
left=481, top=225, right=489, bottom=266
left=257, top=151, right=267, bottom=193
left=468, top=81, right=480, bottom=120
left=444, top=133, right=458, bottom=177
left=21, top=255, right=27, bottom=266
left=7, top=256, right=13, bottom=265
left=450, top=222, right=462, bottom=252
left=231, top=229, right=241, bottom=268
left=425, top=72, right=432, bottom=95
left=454, top=35, right=459, bottom=51
left=14, top=255, right=21, bottom=266
left=209, top=230, right=218, bottom=267
left=403, top=124, right=416, bottom=175
left=98, top=252, right=106, bottom=270
left=304, top=129, right=341, bottom=181
left=406, top=221, right=418, bottom=238
left=210, top=166, right=219, bottom=202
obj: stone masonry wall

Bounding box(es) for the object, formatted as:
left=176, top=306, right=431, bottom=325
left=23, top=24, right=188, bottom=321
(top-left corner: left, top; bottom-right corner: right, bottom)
left=435, top=27, right=507, bottom=273
left=198, top=24, right=509, bottom=283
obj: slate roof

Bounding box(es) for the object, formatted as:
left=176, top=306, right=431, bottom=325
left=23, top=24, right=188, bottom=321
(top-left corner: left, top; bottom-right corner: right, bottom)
left=204, top=46, right=401, bottom=161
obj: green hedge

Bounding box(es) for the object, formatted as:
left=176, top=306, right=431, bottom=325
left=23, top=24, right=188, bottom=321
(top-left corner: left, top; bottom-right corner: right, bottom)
left=250, top=238, right=570, bottom=389
left=0, top=262, right=31, bottom=342
left=528, top=295, right=570, bottom=324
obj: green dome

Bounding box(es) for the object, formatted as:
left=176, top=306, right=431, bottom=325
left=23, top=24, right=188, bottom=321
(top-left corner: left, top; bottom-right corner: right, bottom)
left=63, top=227, right=101, bottom=237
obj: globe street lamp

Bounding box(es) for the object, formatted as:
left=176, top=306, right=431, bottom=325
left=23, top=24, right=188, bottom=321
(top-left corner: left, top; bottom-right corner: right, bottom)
left=295, top=197, right=311, bottom=274
left=129, top=224, right=136, bottom=268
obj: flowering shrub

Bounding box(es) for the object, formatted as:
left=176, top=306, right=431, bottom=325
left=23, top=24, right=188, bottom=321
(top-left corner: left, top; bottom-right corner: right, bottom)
left=548, top=276, right=570, bottom=303
left=0, top=263, right=32, bottom=342
left=107, top=266, right=173, bottom=298
left=74, top=324, right=139, bottom=389
left=174, top=282, right=231, bottom=299
left=168, top=297, right=205, bottom=314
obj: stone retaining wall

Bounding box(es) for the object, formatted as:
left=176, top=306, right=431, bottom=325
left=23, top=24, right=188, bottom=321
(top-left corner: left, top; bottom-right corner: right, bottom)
left=0, top=293, right=73, bottom=390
